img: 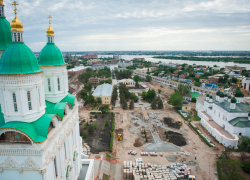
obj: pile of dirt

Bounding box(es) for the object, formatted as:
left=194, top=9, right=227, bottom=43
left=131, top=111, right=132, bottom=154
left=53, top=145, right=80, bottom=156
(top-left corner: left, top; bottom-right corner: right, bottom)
left=115, top=128, right=123, bottom=135
left=164, top=117, right=180, bottom=129
left=168, top=131, right=186, bottom=146
left=133, top=137, right=144, bottom=147
left=134, top=122, right=140, bottom=127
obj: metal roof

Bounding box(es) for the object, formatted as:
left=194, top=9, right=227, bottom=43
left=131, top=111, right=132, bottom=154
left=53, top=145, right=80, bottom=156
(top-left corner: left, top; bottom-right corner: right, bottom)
left=229, top=117, right=250, bottom=127
left=118, top=79, right=135, bottom=83
left=92, top=84, right=113, bottom=97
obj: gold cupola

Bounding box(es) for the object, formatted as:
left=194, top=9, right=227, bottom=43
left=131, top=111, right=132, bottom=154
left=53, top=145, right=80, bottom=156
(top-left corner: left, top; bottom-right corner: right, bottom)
left=46, top=15, right=54, bottom=36
left=0, top=0, right=5, bottom=6
left=10, top=1, right=23, bottom=31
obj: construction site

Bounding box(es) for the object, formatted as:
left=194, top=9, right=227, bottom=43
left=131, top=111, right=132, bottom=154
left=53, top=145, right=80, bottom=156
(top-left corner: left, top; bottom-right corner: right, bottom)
left=78, top=82, right=219, bottom=180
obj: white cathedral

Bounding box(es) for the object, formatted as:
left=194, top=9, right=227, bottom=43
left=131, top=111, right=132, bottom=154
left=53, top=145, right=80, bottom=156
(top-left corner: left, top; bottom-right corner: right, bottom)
left=196, top=87, right=250, bottom=148
left=0, top=1, right=85, bottom=180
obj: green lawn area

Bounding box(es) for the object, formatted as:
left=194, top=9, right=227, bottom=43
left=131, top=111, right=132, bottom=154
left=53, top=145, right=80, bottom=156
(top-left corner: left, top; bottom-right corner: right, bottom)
left=91, top=106, right=96, bottom=110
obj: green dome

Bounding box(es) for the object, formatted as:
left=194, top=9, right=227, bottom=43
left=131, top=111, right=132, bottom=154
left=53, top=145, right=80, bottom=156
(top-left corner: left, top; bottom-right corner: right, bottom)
left=39, top=43, right=66, bottom=66
left=231, top=97, right=237, bottom=103
left=209, top=95, right=213, bottom=99
left=0, top=17, right=11, bottom=51
left=219, top=92, right=224, bottom=97
left=206, top=94, right=209, bottom=97
left=0, top=42, right=42, bottom=74
left=216, top=90, right=221, bottom=96
left=235, top=87, right=244, bottom=97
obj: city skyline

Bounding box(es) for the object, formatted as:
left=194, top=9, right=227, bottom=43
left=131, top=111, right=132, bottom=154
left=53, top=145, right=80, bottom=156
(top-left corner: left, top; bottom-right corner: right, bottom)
left=3, top=0, right=250, bottom=51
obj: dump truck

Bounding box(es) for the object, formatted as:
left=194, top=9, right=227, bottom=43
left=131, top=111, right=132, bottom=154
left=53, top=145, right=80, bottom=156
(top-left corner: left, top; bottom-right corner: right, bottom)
left=118, top=134, right=122, bottom=141
left=188, top=175, right=196, bottom=180
left=178, top=120, right=183, bottom=126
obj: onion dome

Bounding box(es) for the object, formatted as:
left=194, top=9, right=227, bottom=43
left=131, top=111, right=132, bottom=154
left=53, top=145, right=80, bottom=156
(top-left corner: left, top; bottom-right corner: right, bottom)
left=216, top=90, right=221, bottom=96
left=234, top=87, right=244, bottom=97
left=209, top=95, right=213, bottom=99
left=228, top=95, right=231, bottom=99
left=46, top=15, right=54, bottom=36
left=206, top=94, right=209, bottom=97
left=0, top=0, right=11, bottom=51
left=39, top=15, right=66, bottom=66
left=219, top=92, right=224, bottom=97
left=248, top=113, right=250, bottom=117
left=224, top=94, right=228, bottom=97
left=183, top=100, right=189, bottom=104
left=0, top=1, right=42, bottom=74
left=231, top=97, right=237, bottom=103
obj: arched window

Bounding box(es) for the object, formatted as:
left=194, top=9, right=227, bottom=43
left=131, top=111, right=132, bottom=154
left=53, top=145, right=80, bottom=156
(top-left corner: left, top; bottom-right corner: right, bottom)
left=38, top=89, right=41, bottom=106
left=17, top=33, right=20, bottom=41
left=48, top=37, right=50, bottom=43
left=57, top=78, right=60, bottom=91
left=0, top=7, right=3, bottom=16
left=12, top=93, right=18, bottom=112
left=48, top=122, right=55, bottom=133
left=27, top=91, right=32, bottom=110
left=48, top=78, right=51, bottom=92
left=14, top=33, right=17, bottom=42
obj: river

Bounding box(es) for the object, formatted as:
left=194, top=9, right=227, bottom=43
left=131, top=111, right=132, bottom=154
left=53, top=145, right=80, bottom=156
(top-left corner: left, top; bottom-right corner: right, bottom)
left=98, top=55, right=250, bottom=70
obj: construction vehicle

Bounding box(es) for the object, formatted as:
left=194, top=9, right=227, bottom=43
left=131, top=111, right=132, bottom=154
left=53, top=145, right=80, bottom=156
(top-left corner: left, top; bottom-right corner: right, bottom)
left=160, top=85, right=164, bottom=88
left=118, top=134, right=122, bottom=141
left=178, top=120, right=183, bottom=126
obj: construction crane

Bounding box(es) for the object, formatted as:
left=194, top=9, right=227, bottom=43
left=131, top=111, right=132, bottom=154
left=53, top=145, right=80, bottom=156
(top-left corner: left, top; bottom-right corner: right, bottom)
left=178, top=120, right=183, bottom=126
left=118, top=134, right=122, bottom=141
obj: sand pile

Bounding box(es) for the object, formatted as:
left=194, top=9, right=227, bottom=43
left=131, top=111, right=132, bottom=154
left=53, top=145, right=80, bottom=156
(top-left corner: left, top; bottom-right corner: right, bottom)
left=134, top=137, right=144, bottom=147
left=168, top=131, right=186, bottom=146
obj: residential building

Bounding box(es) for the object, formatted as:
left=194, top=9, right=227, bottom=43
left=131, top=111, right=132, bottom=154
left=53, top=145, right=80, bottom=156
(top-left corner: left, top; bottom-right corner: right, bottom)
left=82, top=54, right=98, bottom=59
left=225, top=65, right=246, bottom=71
left=92, top=84, right=113, bottom=104
left=118, top=79, right=135, bottom=87
left=89, top=77, right=109, bottom=85
left=110, top=60, right=118, bottom=72
left=242, top=78, right=250, bottom=91
left=118, top=60, right=133, bottom=68
left=68, top=66, right=87, bottom=76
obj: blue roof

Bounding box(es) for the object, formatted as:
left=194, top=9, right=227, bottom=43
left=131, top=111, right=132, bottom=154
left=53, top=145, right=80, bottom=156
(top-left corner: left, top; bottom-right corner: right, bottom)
left=196, top=72, right=204, bottom=75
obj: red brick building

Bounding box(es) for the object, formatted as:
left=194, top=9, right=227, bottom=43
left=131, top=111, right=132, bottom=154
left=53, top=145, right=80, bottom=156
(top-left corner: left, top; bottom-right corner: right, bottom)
left=88, top=77, right=109, bottom=85
left=82, top=54, right=98, bottom=59
left=68, top=66, right=87, bottom=76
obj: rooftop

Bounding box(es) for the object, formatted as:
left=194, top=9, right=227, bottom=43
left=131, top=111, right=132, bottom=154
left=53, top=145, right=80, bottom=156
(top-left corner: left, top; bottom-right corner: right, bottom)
left=92, top=84, right=113, bottom=97
left=118, top=79, right=135, bottom=83
left=214, top=101, right=250, bottom=113
left=68, top=66, right=87, bottom=72
left=229, top=117, right=250, bottom=128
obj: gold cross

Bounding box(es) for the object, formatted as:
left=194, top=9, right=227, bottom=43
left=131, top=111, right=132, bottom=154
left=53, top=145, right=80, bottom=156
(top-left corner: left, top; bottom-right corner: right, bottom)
left=48, top=15, right=52, bottom=25
left=12, top=1, right=18, bottom=16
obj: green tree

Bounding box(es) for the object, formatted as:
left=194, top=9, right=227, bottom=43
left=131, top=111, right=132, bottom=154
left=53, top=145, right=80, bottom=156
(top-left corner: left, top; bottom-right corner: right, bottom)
left=151, top=98, right=157, bottom=109
left=95, top=113, right=97, bottom=118
left=80, top=89, right=88, bottom=100
left=96, top=97, right=102, bottom=105
left=146, top=75, right=152, bottom=82
left=168, top=92, right=183, bottom=109
left=158, top=89, right=162, bottom=94
left=105, top=119, right=109, bottom=127
left=86, top=92, right=96, bottom=105
left=122, top=101, right=128, bottom=109
left=133, top=75, right=142, bottom=87
left=99, top=105, right=110, bottom=114
left=221, top=159, right=246, bottom=180
left=84, top=82, right=93, bottom=92
left=241, top=161, right=250, bottom=174
left=93, top=122, right=97, bottom=130
left=191, top=97, right=197, bottom=102
left=175, top=83, right=191, bottom=96
left=194, top=82, right=200, bottom=87
left=157, top=98, right=163, bottom=109
left=129, top=100, right=134, bottom=109
left=141, top=91, right=147, bottom=100
left=88, top=126, right=94, bottom=134
left=82, top=130, right=87, bottom=139
left=238, top=136, right=250, bottom=152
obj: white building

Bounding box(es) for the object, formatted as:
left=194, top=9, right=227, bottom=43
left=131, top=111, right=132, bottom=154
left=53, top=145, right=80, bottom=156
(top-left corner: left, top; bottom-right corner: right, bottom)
left=118, top=79, right=135, bottom=87
left=242, top=77, right=250, bottom=91
left=0, top=5, right=89, bottom=180
left=196, top=89, right=250, bottom=148
left=118, top=60, right=133, bottom=68
left=109, top=60, right=118, bottom=72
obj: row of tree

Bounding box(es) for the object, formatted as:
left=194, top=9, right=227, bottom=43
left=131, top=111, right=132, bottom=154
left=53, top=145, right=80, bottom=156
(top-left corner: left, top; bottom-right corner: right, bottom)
left=78, top=67, right=111, bottom=83
left=119, top=84, right=137, bottom=109
left=114, top=70, right=133, bottom=80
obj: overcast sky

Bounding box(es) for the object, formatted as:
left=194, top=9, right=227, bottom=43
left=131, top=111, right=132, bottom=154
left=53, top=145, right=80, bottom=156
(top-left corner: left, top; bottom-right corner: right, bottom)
left=4, top=0, right=250, bottom=52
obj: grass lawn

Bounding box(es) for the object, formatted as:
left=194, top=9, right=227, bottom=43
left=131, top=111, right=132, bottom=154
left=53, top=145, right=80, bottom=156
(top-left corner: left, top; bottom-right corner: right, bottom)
left=91, top=106, right=96, bottom=110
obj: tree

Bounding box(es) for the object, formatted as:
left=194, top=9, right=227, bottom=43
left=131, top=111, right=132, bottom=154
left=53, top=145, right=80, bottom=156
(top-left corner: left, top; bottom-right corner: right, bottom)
left=93, top=122, right=97, bottom=129
left=85, top=92, right=96, bottom=105
left=122, top=101, right=128, bottom=109
left=194, top=82, right=200, bottom=87
left=168, top=92, right=183, bottom=109
left=175, top=83, right=191, bottom=96
left=80, top=89, right=88, bottom=100
left=232, top=77, right=238, bottom=83
left=151, top=98, right=157, bottom=109
left=157, top=98, right=163, bottom=109
left=220, top=159, right=245, bottom=180
left=133, top=75, right=142, bottom=87
left=238, top=136, right=250, bottom=152
left=99, top=105, right=110, bottom=114
left=105, top=119, right=109, bottom=127
left=241, top=161, right=250, bottom=174
left=146, top=75, right=152, bottom=82
left=82, top=130, right=87, bottom=139
left=129, top=100, right=134, bottom=109
left=96, top=97, right=102, bottom=105
left=191, top=97, right=196, bottom=102
left=222, top=147, right=233, bottom=160
left=84, top=82, right=93, bottom=92
left=141, top=91, right=147, bottom=100
left=158, top=89, right=162, bottom=94
left=88, top=126, right=94, bottom=134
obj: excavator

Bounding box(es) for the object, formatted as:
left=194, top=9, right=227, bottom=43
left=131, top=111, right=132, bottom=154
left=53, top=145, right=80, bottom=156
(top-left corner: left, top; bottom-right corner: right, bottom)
left=118, top=134, right=122, bottom=141
left=178, top=120, right=183, bottom=126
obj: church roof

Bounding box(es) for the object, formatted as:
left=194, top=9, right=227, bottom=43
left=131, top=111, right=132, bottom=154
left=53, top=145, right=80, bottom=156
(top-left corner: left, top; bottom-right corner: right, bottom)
left=0, top=17, right=11, bottom=51
left=229, top=117, right=250, bottom=128
left=0, top=93, right=76, bottom=143
left=39, top=43, right=66, bottom=66
left=0, top=42, right=42, bottom=74
left=214, top=101, right=250, bottom=113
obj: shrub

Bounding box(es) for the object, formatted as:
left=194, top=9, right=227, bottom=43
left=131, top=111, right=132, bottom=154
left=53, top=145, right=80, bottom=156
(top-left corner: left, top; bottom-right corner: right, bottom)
left=110, top=132, right=113, bottom=152
left=241, top=161, right=250, bottom=174
left=88, top=126, right=94, bottom=134
left=84, top=122, right=89, bottom=129
left=217, top=160, right=222, bottom=180
left=93, top=122, right=97, bottom=130
left=105, top=120, right=109, bottom=127
left=191, top=97, right=197, bottom=102
left=111, top=118, right=115, bottom=132
left=82, top=130, right=87, bottom=139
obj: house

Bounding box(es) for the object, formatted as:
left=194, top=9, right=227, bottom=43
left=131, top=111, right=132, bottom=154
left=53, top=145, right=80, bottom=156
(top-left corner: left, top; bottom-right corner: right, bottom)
left=185, top=92, right=200, bottom=101
left=92, top=84, right=113, bottom=104
left=182, top=100, right=191, bottom=112
left=110, top=60, right=118, bottom=72
left=118, top=79, right=135, bottom=87
left=68, top=66, right=87, bottom=76
left=89, top=77, right=109, bottom=85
